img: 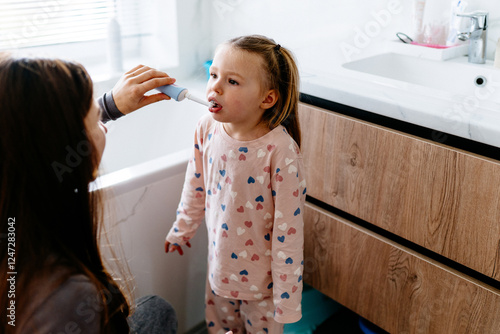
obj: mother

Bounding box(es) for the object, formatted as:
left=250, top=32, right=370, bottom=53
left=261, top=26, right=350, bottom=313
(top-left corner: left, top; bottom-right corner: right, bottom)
left=0, top=54, right=176, bottom=333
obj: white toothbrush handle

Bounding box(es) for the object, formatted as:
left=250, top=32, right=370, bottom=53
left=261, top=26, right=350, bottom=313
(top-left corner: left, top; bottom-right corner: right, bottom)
left=185, top=92, right=210, bottom=107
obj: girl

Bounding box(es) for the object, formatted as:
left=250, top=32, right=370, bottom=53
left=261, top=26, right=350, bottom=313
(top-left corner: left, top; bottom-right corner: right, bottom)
left=165, top=35, right=306, bottom=334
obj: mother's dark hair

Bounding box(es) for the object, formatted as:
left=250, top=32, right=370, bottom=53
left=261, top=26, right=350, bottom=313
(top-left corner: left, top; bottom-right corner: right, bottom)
left=0, top=53, right=129, bottom=332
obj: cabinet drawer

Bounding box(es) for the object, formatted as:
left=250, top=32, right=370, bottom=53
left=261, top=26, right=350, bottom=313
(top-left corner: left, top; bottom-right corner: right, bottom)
left=299, top=103, right=500, bottom=280
left=304, top=203, right=500, bottom=333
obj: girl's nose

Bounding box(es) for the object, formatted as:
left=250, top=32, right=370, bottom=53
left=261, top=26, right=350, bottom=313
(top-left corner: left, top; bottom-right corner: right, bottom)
left=210, top=79, right=222, bottom=95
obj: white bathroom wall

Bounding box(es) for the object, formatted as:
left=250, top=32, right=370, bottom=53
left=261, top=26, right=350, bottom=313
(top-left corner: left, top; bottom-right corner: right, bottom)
left=208, top=0, right=410, bottom=74
left=92, top=0, right=214, bottom=82
left=171, top=0, right=214, bottom=80
left=205, top=0, right=500, bottom=74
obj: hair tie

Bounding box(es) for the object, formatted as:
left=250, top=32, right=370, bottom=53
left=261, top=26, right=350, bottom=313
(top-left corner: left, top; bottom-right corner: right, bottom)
left=274, top=44, right=281, bottom=52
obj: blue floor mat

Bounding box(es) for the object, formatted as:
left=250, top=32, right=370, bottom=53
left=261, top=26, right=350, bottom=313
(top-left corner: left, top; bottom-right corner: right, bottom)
left=283, top=284, right=342, bottom=334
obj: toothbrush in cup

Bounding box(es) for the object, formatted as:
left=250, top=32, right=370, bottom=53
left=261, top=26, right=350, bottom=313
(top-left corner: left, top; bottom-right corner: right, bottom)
left=157, top=84, right=214, bottom=107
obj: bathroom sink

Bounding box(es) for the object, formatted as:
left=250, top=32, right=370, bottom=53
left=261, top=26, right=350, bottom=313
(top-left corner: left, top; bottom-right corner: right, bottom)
left=342, top=53, right=500, bottom=99
left=301, top=51, right=500, bottom=149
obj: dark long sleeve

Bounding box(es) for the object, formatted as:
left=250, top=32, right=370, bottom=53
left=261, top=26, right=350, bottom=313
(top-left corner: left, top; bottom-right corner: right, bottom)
left=21, top=275, right=102, bottom=333
left=97, top=91, right=125, bottom=123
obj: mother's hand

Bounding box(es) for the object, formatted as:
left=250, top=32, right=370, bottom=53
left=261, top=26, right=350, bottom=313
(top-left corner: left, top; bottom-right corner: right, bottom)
left=111, top=65, right=176, bottom=114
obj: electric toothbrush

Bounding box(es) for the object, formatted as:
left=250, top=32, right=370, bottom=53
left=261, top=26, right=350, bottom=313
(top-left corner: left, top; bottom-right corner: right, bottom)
left=157, top=84, right=213, bottom=107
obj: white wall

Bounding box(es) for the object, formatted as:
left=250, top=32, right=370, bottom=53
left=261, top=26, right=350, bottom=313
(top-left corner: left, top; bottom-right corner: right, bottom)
left=137, top=0, right=500, bottom=82
left=205, top=0, right=500, bottom=74
left=209, top=0, right=405, bottom=67
left=171, top=0, right=214, bottom=80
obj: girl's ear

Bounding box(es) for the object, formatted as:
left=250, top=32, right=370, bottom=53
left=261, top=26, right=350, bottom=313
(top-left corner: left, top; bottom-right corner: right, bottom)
left=260, top=89, right=278, bottom=110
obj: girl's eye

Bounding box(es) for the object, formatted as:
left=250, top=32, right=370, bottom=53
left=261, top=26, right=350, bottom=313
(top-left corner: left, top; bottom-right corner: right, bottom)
left=210, top=73, right=217, bottom=79
left=229, top=79, right=238, bottom=85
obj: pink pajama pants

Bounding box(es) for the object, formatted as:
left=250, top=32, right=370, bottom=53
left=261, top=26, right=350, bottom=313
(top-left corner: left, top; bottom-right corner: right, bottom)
left=205, top=278, right=284, bottom=334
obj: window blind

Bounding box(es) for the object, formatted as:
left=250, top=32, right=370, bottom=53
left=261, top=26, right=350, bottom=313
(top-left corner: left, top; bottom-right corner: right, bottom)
left=0, top=0, right=152, bottom=51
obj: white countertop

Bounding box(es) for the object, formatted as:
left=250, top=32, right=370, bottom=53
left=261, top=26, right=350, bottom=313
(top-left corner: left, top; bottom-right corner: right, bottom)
left=299, top=50, right=500, bottom=149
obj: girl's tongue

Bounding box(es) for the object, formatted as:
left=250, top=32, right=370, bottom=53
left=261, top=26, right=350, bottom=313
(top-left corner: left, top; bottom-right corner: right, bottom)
left=209, top=100, right=222, bottom=113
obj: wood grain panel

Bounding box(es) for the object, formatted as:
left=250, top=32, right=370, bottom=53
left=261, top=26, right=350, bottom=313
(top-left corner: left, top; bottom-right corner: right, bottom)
left=299, top=103, right=500, bottom=280
left=304, top=203, right=500, bottom=334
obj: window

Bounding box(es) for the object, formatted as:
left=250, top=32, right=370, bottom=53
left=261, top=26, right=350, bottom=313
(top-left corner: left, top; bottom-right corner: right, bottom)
left=0, top=0, right=178, bottom=79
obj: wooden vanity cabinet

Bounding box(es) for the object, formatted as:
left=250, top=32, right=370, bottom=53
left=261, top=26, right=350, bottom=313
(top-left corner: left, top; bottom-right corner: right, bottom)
left=298, top=103, right=500, bottom=333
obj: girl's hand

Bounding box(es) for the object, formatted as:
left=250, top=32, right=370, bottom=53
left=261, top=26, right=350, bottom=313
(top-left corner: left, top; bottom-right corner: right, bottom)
left=165, top=240, right=191, bottom=255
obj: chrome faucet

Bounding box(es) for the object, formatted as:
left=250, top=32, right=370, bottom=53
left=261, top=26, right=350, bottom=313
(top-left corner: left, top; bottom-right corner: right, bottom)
left=457, top=11, right=488, bottom=64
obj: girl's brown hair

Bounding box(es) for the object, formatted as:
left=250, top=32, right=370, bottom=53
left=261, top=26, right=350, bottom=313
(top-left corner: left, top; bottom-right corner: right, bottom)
left=0, top=53, right=129, bottom=333
left=226, top=35, right=301, bottom=147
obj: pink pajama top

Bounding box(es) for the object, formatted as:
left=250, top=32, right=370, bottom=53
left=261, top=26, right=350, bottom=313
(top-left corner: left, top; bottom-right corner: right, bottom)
left=166, top=114, right=306, bottom=323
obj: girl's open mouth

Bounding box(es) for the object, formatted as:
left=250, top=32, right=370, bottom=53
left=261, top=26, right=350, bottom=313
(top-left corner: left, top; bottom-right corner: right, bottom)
left=209, top=99, right=222, bottom=113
